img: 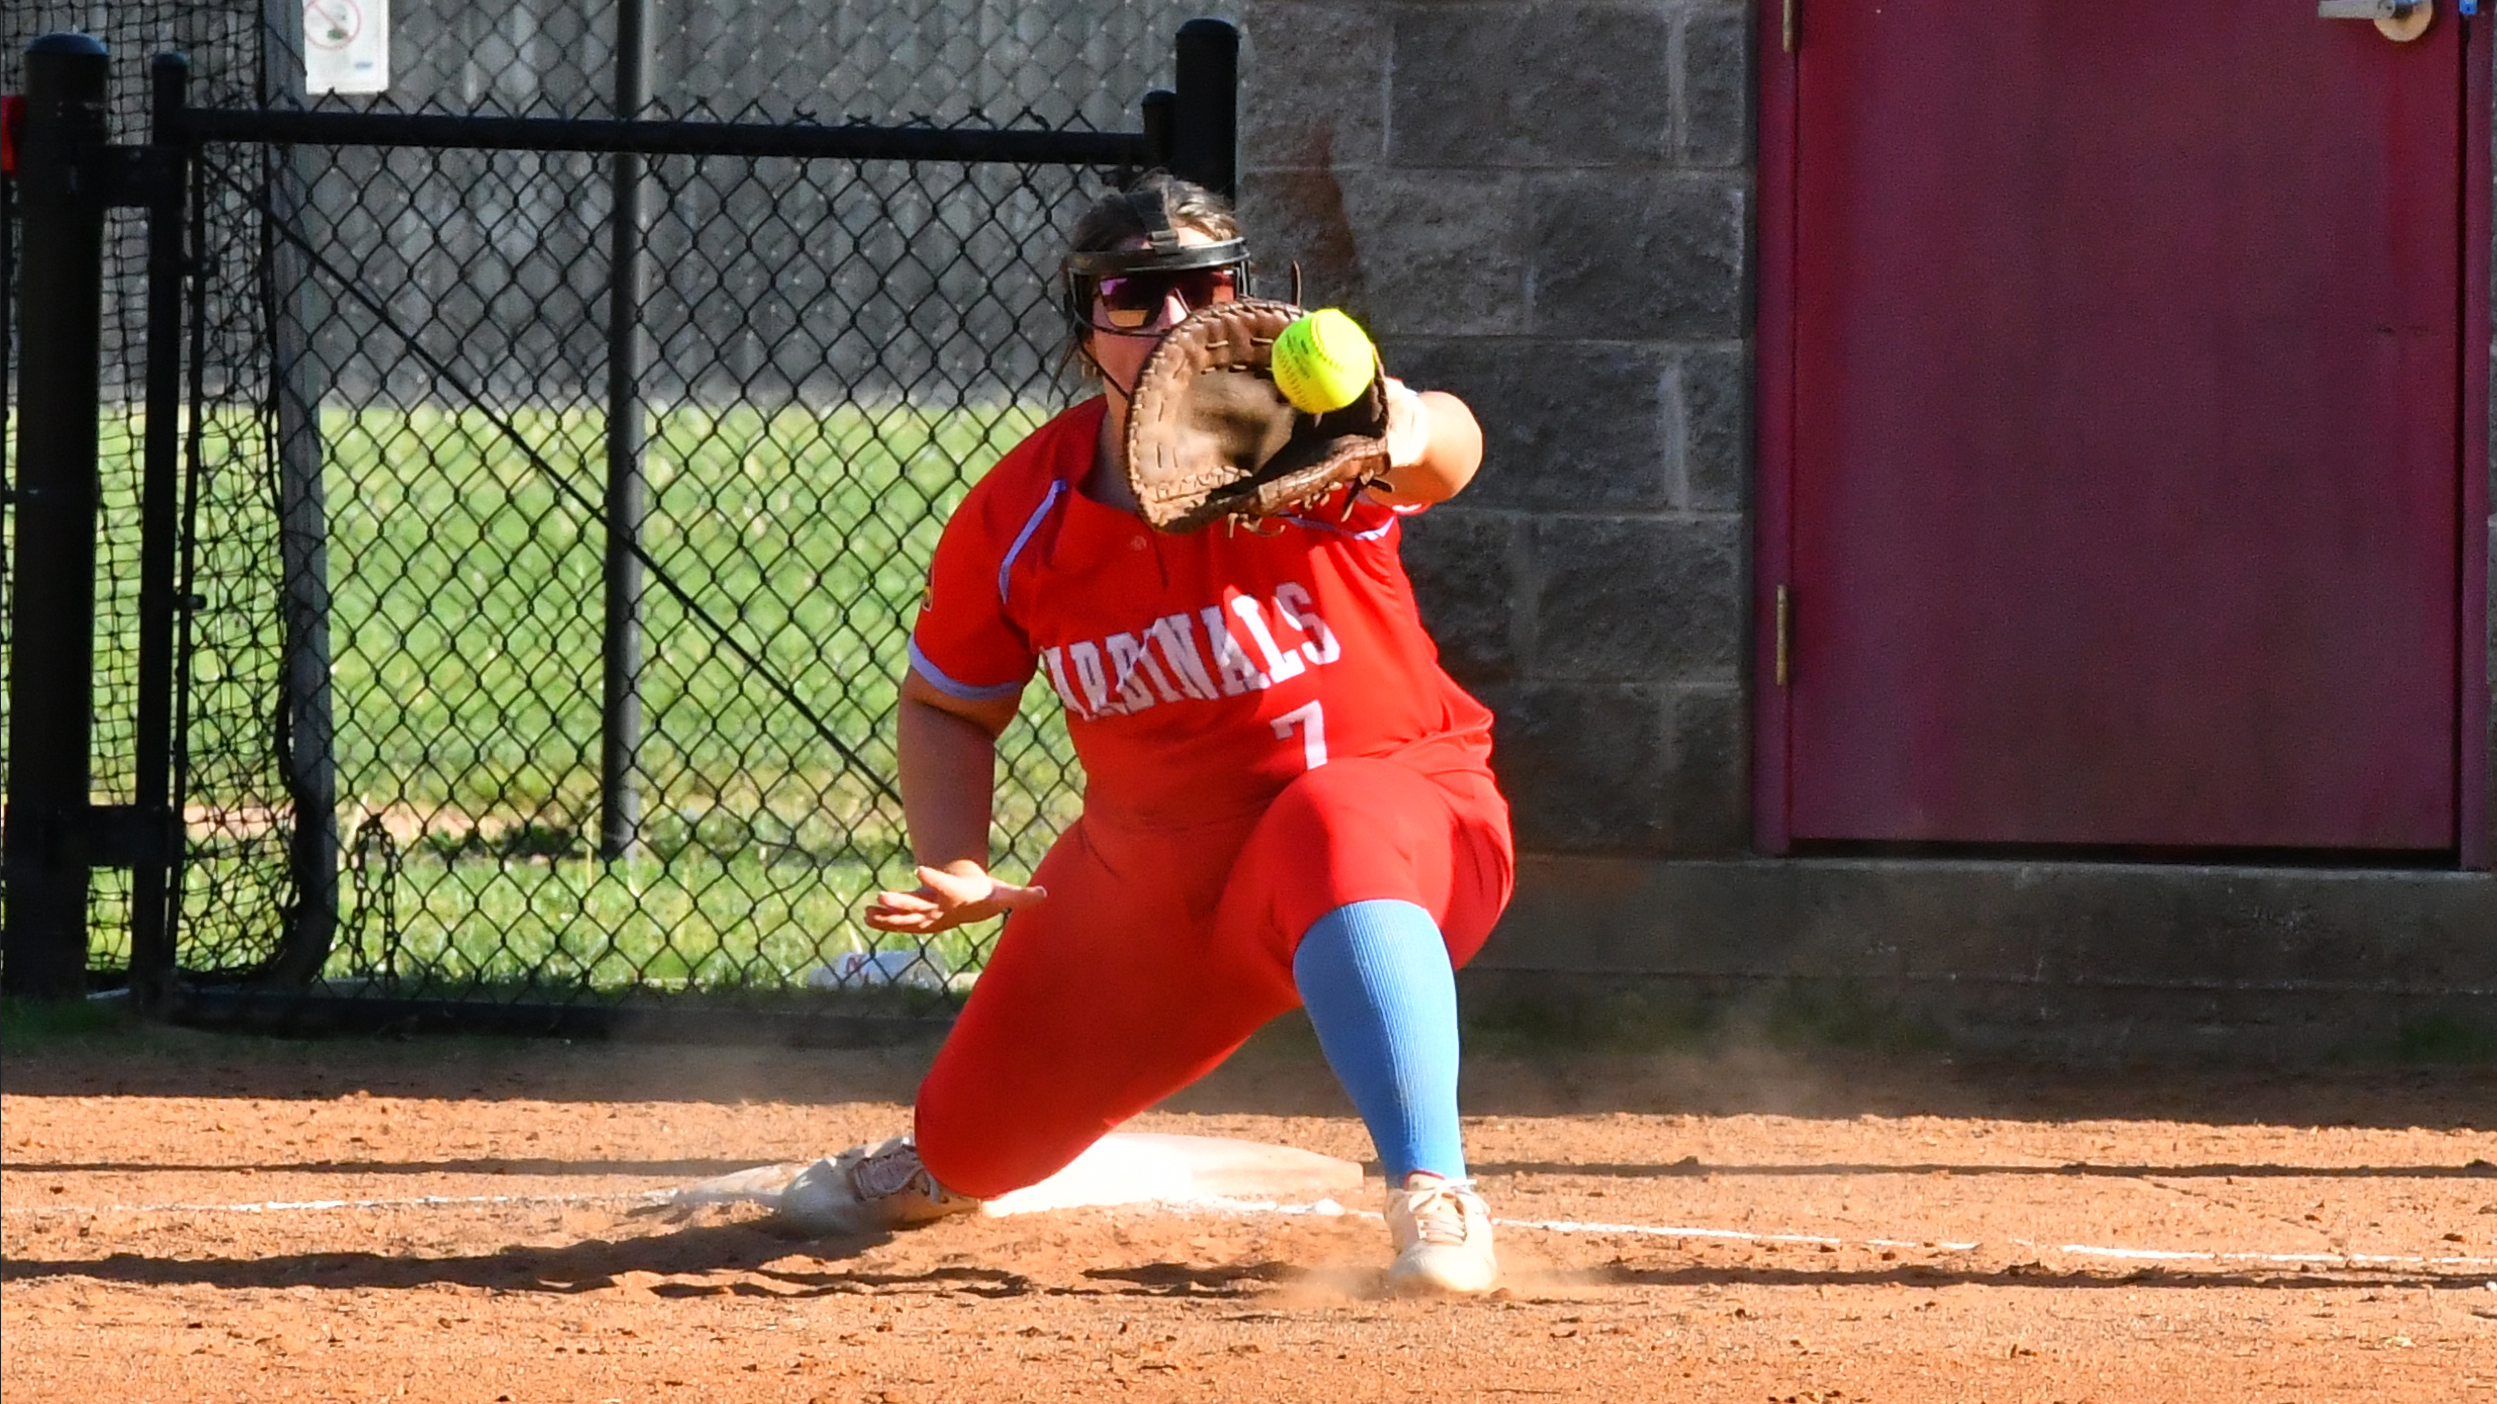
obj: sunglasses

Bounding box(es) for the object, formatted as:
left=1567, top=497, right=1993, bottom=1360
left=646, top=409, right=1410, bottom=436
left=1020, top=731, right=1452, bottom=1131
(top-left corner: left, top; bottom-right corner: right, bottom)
left=1091, top=267, right=1239, bottom=330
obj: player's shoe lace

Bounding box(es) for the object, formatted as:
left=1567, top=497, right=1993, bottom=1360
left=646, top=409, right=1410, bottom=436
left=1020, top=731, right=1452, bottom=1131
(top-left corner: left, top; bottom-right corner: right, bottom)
left=776, top=1136, right=979, bottom=1235
left=1384, top=1171, right=1498, bottom=1295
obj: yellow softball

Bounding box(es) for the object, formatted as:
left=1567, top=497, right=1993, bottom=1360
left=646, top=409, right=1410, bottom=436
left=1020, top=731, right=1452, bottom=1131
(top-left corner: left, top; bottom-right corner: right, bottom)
left=1270, top=308, right=1377, bottom=415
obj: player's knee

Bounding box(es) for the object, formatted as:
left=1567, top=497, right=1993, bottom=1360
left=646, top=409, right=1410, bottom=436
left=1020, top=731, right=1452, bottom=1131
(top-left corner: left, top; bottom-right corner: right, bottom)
left=913, top=1088, right=1080, bottom=1201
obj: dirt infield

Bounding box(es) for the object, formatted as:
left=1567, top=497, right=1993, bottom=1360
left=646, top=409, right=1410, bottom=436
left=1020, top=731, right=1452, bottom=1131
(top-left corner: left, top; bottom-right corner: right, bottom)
left=4, top=1027, right=2494, bottom=1402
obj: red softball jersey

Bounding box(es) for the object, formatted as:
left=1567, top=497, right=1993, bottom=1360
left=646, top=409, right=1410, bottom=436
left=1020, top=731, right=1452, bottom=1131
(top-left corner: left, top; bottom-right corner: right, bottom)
left=908, top=397, right=1495, bottom=828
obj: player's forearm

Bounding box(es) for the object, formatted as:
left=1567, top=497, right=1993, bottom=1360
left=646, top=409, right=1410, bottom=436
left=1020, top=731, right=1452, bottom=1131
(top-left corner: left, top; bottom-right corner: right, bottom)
left=1374, top=391, right=1484, bottom=506
left=895, top=693, right=1001, bottom=874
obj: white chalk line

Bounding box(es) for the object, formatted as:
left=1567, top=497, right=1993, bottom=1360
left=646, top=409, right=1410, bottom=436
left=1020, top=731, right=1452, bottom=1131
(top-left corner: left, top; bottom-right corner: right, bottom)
left=1165, top=1194, right=2497, bottom=1271
left=2, top=1190, right=671, bottom=1217
left=11, top=1187, right=2497, bottom=1274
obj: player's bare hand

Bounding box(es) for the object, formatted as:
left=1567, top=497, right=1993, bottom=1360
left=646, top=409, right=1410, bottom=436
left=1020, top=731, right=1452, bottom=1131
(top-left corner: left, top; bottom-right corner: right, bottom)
left=862, top=862, right=1048, bottom=933
left=1366, top=379, right=1481, bottom=505
left=1381, top=376, right=1429, bottom=469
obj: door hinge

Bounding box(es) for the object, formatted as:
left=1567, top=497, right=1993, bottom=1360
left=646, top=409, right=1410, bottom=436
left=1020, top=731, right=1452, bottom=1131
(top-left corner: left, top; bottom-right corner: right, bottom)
left=1775, top=585, right=1793, bottom=687
left=1783, top=0, right=1799, bottom=52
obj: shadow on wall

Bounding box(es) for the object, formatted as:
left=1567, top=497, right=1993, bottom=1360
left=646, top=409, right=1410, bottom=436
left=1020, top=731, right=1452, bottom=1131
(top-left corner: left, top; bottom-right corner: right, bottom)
left=3, top=997, right=2493, bottom=1132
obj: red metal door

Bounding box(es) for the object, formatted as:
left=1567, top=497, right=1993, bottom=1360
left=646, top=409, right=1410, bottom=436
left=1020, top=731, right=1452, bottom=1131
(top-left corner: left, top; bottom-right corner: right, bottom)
left=1770, top=0, right=2472, bottom=852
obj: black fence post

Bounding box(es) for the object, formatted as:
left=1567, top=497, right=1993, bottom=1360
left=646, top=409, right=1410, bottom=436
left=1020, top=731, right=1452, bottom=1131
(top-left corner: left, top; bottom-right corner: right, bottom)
left=1171, top=20, right=1237, bottom=203
left=260, top=0, right=341, bottom=986
left=129, top=51, right=192, bottom=1010
left=600, top=0, right=654, bottom=861
left=3, top=33, right=112, bottom=999
left=1140, top=89, right=1175, bottom=173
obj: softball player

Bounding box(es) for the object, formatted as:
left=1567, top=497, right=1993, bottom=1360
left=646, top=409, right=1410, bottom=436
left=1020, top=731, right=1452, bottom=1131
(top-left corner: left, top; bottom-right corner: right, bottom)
left=784, top=174, right=1513, bottom=1294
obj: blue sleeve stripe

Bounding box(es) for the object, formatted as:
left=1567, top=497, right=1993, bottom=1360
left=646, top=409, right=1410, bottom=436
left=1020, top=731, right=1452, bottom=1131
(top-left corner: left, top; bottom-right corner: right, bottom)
left=997, top=480, right=1066, bottom=604
left=907, top=637, right=1027, bottom=701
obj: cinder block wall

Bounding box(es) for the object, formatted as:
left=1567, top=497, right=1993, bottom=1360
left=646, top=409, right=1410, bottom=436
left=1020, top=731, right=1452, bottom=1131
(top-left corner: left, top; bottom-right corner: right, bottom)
left=1237, top=0, right=1757, bottom=858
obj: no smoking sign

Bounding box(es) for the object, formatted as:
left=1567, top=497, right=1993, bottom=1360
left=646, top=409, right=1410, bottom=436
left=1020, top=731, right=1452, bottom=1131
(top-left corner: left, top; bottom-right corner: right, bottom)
left=304, top=0, right=388, bottom=93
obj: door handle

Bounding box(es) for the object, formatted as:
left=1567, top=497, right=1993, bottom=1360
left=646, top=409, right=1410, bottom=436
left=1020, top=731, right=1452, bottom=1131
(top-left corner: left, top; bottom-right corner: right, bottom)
left=2318, top=0, right=2436, bottom=40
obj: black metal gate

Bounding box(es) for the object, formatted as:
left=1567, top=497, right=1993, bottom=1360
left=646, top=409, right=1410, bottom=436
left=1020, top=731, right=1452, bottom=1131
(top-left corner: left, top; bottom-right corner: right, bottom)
left=1, top=19, right=1238, bottom=1040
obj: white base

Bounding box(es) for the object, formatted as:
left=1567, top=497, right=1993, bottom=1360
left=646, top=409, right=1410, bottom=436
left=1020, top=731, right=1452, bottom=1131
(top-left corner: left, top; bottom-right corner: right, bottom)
left=670, top=1133, right=1364, bottom=1217
left=980, top=1133, right=1364, bottom=1217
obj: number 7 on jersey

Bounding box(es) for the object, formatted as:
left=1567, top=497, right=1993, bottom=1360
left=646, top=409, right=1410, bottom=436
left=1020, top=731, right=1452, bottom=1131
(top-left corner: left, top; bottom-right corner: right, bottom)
left=1271, top=701, right=1328, bottom=770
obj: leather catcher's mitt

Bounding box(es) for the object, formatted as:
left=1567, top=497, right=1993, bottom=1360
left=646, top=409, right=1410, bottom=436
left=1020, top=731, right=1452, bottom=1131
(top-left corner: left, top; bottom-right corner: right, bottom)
left=1123, top=299, right=1389, bottom=533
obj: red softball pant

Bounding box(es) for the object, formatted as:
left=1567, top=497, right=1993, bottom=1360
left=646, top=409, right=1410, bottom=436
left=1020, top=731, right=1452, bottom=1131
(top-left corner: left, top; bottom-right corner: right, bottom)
left=913, top=755, right=1513, bottom=1200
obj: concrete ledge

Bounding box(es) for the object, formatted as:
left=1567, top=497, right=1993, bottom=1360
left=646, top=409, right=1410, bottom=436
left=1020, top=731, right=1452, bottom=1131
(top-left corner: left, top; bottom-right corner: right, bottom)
left=1465, top=856, right=2497, bottom=1059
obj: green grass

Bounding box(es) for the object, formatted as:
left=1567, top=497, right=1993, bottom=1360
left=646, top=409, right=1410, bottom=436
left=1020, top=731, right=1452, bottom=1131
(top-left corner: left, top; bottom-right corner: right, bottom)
left=2391, top=1015, right=2497, bottom=1064
left=319, top=400, right=1056, bottom=814
left=0, top=996, right=142, bottom=1054
left=78, top=399, right=1086, bottom=998
left=326, top=847, right=996, bottom=994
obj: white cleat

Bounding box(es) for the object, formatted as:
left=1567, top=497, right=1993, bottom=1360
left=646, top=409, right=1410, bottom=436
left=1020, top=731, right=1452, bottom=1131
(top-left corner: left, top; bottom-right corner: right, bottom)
left=1384, top=1171, right=1499, bottom=1295
left=776, top=1136, right=979, bottom=1235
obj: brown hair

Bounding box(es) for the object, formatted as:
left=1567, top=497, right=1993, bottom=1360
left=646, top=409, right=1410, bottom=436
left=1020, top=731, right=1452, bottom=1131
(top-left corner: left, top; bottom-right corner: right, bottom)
left=1066, top=172, right=1242, bottom=258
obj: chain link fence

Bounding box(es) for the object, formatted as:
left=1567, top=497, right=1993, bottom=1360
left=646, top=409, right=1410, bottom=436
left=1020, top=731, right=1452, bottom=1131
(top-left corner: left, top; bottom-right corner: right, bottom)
left=4, top=0, right=1225, bottom=1033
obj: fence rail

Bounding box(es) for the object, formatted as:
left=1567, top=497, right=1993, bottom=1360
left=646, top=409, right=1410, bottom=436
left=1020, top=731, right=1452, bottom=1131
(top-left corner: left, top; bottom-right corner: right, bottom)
left=178, top=106, right=1154, bottom=164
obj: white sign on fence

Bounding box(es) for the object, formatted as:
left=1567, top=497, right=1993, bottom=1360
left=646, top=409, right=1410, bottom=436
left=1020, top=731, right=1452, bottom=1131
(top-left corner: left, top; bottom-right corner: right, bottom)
left=303, top=0, right=389, bottom=94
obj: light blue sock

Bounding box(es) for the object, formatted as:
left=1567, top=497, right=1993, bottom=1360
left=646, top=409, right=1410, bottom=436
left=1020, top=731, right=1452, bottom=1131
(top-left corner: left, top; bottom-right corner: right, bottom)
left=1291, top=899, right=1467, bottom=1184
